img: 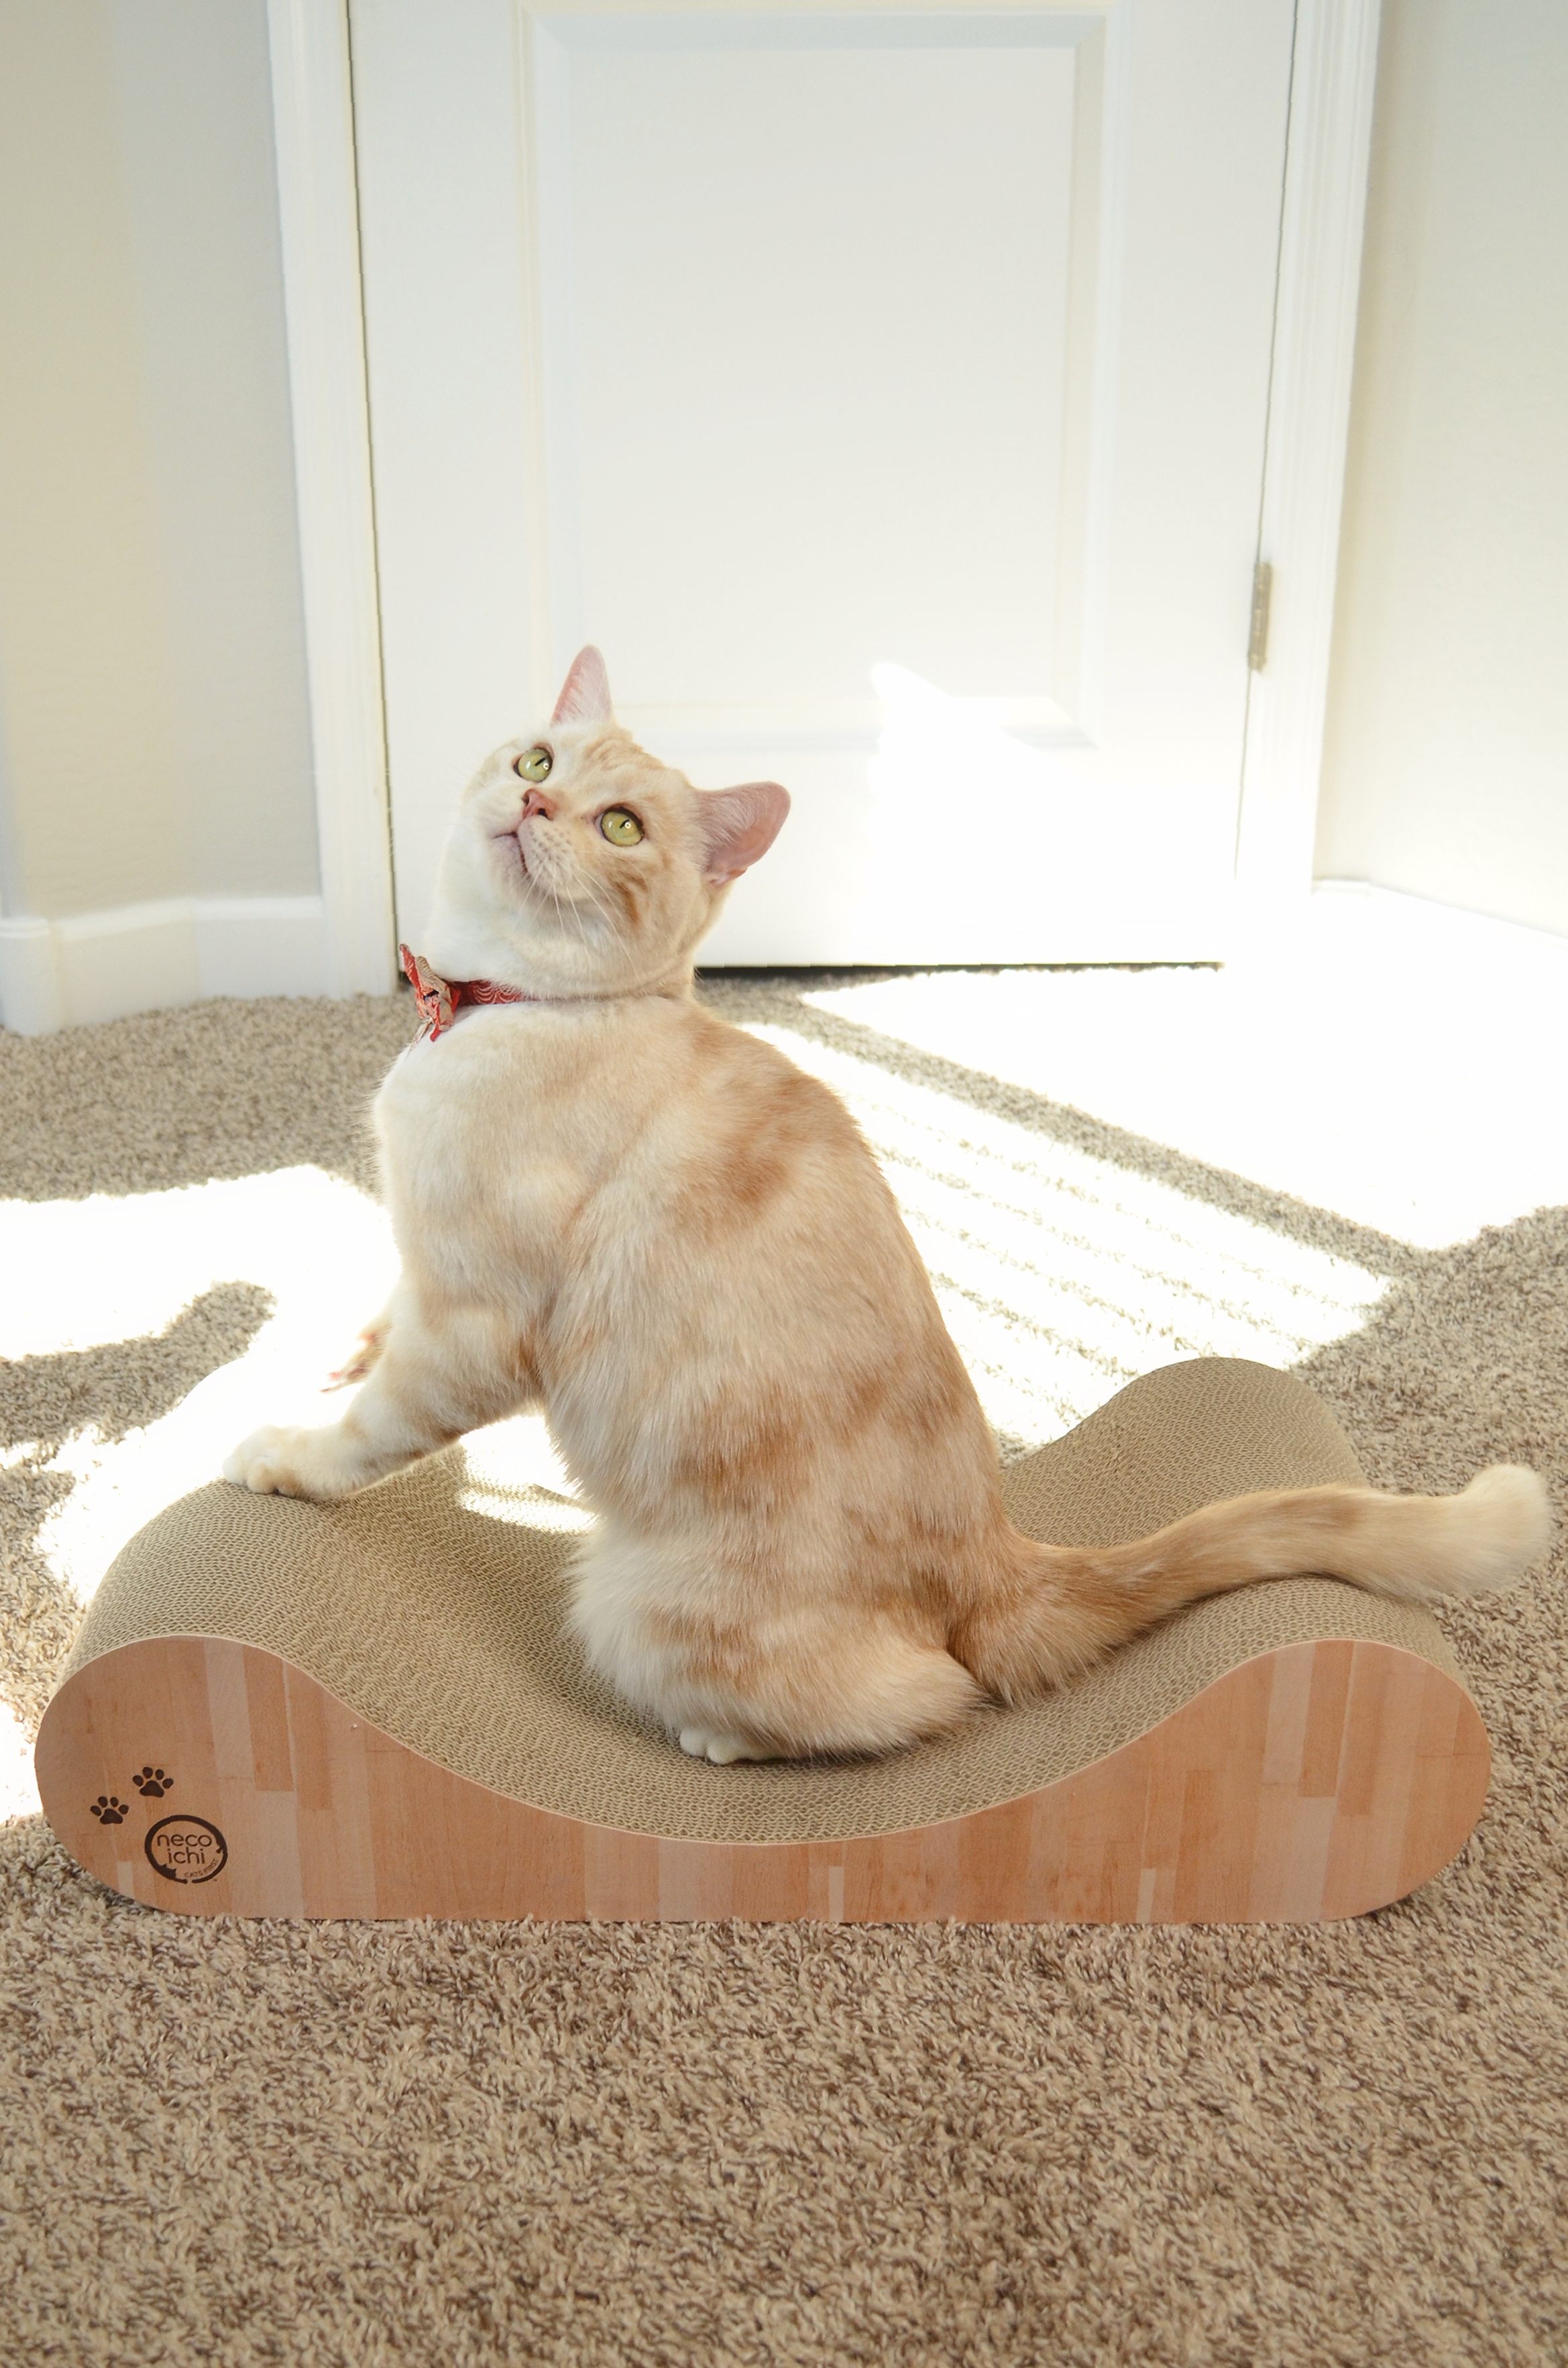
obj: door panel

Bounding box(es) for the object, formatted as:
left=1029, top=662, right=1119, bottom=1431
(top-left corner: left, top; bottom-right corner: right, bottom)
left=351, top=1, right=1296, bottom=963
left=553, top=31, right=1075, bottom=706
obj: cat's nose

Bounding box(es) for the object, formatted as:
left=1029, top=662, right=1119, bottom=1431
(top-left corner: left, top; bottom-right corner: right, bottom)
left=518, top=788, right=556, bottom=822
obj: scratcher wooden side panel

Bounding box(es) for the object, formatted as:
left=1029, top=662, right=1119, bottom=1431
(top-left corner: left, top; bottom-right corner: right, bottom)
left=36, top=1634, right=1488, bottom=1923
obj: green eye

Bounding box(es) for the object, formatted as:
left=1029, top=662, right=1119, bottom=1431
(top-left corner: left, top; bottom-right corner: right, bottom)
left=600, top=807, right=644, bottom=846
left=514, top=747, right=552, bottom=783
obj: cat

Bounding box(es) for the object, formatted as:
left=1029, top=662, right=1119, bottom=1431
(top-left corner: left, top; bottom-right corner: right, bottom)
left=225, top=647, right=1554, bottom=1764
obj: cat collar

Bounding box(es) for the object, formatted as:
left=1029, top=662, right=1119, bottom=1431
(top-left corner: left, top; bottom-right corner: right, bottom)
left=400, top=945, right=534, bottom=1040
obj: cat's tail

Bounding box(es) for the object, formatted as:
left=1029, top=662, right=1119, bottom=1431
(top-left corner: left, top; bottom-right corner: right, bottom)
left=953, top=1467, right=1555, bottom=1702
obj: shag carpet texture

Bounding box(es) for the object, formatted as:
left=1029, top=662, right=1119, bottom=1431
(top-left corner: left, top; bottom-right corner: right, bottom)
left=1, top=975, right=1565, bottom=2366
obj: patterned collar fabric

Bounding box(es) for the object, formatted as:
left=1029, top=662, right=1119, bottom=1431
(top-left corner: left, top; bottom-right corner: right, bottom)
left=399, top=945, right=531, bottom=1040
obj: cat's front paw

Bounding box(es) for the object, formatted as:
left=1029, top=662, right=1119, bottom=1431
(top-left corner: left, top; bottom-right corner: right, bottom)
left=224, top=1425, right=339, bottom=1501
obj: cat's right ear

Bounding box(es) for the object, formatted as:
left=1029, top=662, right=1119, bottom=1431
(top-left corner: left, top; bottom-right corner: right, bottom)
left=695, top=782, right=791, bottom=886
left=552, top=646, right=613, bottom=725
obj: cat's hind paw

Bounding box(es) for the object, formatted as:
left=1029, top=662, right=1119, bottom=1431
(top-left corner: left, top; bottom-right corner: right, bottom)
left=678, top=1727, right=770, bottom=1766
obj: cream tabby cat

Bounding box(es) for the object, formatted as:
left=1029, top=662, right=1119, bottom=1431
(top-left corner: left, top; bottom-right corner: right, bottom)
left=225, top=647, right=1553, bottom=1763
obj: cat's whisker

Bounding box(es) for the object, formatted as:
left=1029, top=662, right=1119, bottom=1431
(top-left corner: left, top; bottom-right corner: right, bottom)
left=533, top=852, right=612, bottom=955
left=543, top=870, right=582, bottom=952
left=570, top=883, right=610, bottom=953
left=579, top=875, right=626, bottom=944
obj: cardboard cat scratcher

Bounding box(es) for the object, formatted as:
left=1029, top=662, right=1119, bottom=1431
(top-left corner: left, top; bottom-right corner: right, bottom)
left=36, top=1358, right=1490, bottom=1924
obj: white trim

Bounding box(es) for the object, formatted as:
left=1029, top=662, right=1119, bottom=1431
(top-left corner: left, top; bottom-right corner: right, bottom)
left=1311, top=877, right=1568, bottom=974
left=0, top=898, right=331, bottom=1036
left=537, top=11, right=1108, bottom=53
left=0, top=918, right=62, bottom=1038
left=1069, top=0, right=1133, bottom=747
left=1233, top=0, right=1382, bottom=928
left=267, top=0, right=396, bottom=995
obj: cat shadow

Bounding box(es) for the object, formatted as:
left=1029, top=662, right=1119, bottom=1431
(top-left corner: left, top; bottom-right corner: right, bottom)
left=0, top=1282, right=274, bottom=1731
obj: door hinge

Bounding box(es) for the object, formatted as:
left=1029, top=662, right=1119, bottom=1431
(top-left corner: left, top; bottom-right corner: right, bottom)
left=1247, top=560, right=1273, bottom=671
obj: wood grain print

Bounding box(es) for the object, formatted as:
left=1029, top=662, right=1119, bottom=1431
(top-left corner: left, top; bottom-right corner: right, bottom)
left=37, top=1633, right=1488, bottom=1923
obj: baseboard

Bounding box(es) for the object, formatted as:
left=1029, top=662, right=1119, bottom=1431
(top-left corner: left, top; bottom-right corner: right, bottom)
left=1310, top=879, right=1568, bottom=976
left=0, top=918, right=58, bottom=1036
left=6, top=876, right=1560, bottom=1037
left=0, top=896, right=334, bottom=1036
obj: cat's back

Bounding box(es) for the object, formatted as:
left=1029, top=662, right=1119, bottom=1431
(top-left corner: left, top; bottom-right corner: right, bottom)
left=377, top=988, right=885, bottom=1234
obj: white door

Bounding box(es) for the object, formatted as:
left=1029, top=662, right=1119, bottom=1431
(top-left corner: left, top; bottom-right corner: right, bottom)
left=349, top=0, right=1297, bottom=964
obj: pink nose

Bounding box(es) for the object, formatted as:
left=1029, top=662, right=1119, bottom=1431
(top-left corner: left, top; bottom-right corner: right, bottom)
left=518, top=788, right=555, bottom=822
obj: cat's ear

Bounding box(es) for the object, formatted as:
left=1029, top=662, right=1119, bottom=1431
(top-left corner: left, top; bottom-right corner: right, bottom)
left=552, top=645, right=612, bottom=725
left=695, top=782, right=791, bottom=886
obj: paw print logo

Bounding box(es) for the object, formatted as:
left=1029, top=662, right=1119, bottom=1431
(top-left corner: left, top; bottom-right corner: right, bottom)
left=133, top=1766, right=173, bottom=1798
left=89, top=1796, right=129, bottom=1825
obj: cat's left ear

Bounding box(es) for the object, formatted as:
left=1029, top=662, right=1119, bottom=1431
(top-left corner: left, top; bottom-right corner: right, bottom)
left=695, top=782, right=791, bottom=886
left=552, top=645, right=612, bottom=725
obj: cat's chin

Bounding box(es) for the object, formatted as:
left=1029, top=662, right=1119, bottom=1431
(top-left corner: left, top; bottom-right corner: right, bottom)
left=424, top=895, right=614, bottom=999
left=489, top=828, right=526, bottom=885
left=421, top=890, right=533, bottom=989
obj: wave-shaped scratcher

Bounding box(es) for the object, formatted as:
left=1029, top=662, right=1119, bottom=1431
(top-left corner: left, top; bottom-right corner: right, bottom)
left=36, top=1360, right=1489, bottom=1923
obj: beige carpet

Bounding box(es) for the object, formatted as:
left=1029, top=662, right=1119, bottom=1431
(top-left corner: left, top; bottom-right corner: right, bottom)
left=3, top=976, right=1567, bottom=2366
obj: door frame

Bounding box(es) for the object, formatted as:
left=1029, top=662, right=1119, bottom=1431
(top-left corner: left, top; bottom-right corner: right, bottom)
left=266, top=0, right=396, bottom=996
left=268, top=0, right=1380, bottom=983
left=1235, top=0, right=1382, bottom=924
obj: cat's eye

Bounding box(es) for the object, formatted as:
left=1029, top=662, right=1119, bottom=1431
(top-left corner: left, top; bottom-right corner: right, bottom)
left=599, top=808, right=644, bottom=846
left=514, top=747, right=552, bottom=783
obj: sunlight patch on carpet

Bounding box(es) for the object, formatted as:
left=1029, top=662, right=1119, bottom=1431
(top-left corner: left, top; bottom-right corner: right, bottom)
left=3, top=1048, right=1394, bottom=1607
left=1, top=1169, right=398, bottom=1605
left=0, top=1701, right=40, bottom=1820
left=801, top=896, right=1567, bottom=1250
left=742, top=1026, right=1390, bottom=1451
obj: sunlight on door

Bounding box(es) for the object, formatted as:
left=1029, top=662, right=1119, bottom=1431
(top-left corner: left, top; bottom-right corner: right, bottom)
left=854, top=663, right=1235, bottom=957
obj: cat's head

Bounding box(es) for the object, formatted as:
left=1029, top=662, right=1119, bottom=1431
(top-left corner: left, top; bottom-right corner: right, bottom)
left=423, top=647, right=790, bottom=998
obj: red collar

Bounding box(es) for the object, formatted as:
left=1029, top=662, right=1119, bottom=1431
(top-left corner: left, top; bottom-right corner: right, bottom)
left=400, top=945, right=539, bottom=1040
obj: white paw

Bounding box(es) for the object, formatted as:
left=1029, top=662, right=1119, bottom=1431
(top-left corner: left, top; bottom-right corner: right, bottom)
left=678, top=1727, right=767, bottom=1766
left=223, top=1425, right=325, bottom=1500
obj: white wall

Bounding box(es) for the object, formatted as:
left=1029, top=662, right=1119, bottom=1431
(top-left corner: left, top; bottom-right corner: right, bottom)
left=1317, top=0, right=1568, bottom=938
left=0, top=0, right=324, bottom=1028
left=2, top=0, right=1563, bottom=1034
